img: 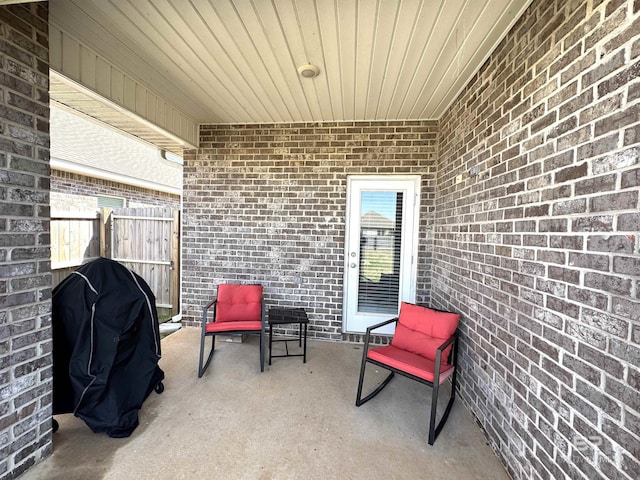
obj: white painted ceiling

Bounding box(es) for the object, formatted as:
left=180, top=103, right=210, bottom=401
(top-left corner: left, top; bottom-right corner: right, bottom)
left=49, top=0, right=532, bottom=126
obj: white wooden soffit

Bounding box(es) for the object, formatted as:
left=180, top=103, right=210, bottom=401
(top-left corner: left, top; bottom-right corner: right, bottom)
left=47, top=0, right=534, bottom=125
left=48, top=25, right=199, bottom=154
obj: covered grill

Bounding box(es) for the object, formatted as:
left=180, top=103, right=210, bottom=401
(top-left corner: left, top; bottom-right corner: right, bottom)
left=52, top=258, right=165, bottom=438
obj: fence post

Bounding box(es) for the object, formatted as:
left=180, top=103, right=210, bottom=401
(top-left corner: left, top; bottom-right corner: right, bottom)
left=100, top=208, right=112, bottom=258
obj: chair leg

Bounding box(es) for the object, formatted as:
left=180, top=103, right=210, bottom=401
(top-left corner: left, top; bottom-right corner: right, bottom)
left=356, top=359, right=395, bottom=407
left=198, top=333, right=215, bottom=378
left=268, top=323, right=273, bottom=366
left=302, top=323, right=307, bottom=363
left=428, top=373, right=457, bottom=445
left=260, top=330, right=265, bottom=372
left=355, top=344, right=369, bottom=405
left=428, top=379, right=440, bottom=445
left=198, top=328, right=205, bottom=378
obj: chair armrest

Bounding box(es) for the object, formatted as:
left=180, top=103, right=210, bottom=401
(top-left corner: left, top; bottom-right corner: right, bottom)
left=204, top=298, right=217, bottom=310
left=435, top=331, right=457, bottom=355
left=363, top=317, right=398, bottom=352
left=434, top=330, right=459, bottom=377
left=365, top=317, right=398, bottom=334
left=201, top=299, right=218, bottom=327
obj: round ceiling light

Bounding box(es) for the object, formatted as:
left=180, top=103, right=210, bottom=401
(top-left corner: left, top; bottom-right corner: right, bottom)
left=297, top=64, right=320, bottom=78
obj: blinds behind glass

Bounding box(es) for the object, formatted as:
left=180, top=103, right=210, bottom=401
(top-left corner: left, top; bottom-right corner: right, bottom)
left=357, top=191, right=403, bottom=314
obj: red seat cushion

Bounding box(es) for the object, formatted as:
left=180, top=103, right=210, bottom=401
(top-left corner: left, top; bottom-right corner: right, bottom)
left=206, top=320, right=262, bottom=333
left=367, top=345, right=454, bottom=384
left=391, top=302, right=459, bottom=362
left=215, top=284, right=263, bottom=323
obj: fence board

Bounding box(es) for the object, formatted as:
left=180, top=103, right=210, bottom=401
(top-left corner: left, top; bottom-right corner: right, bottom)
left=109, top=207, right=177, bottom=308
left=51, top=213, right=100, bottom=272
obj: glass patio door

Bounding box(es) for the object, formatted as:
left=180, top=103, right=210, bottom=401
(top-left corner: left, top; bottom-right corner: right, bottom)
left=343, top=176, right=420, bottom=334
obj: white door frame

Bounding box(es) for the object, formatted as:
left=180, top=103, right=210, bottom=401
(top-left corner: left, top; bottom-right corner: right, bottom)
left=342, top=175, right=420, bottom=334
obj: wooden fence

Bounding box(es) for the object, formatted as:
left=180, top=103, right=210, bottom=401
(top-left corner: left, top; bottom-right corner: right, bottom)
left=106, top=207, right=179, bottom=311
left=51, top=212, right=101, bottom=286
left=51, top=208, right=180, bottom=315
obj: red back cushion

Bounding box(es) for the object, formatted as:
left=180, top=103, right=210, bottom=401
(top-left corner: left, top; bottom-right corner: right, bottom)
left=216, top=284, right=263, bottom=323
left=391, top=302, right=459, bottom=362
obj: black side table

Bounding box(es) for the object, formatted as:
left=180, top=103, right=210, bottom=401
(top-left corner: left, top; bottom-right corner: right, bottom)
left=268, top=308, right=308, bottom=364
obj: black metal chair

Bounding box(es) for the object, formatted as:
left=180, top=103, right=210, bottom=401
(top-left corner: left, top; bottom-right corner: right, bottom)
left=355, top=302, right=460, bottom=445
left=198, top=283, right=265, bottom=378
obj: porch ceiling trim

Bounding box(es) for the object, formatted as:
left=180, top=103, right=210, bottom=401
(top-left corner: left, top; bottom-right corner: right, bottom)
left=48, top=24, right=198, bottom=153
left=51, top=156, right=182, bottom=196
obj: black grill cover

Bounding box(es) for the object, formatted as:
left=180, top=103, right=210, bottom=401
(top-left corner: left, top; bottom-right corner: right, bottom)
left=52, top=257, right=165, bottom=438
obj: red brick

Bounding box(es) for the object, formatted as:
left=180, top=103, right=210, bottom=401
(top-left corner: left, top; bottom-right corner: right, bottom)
left=597, top=58, right=640, bottom=97
left=586, top=6, right=626, bottom=50
left=590, top=190, right=638, bottom=212
left=613, top=256, right=640, bottom=275
left=552, top=198, right=586, bottom=215
left=595, top=108, right=640, bottom=138
left=592, top=146, right=638, bottom=174
left=582, top=50, right=626, bottom=88
left=617, top=213, right=639, bottom=231
left=567, top=286, right=608, bottom=310
left=569, top=252, right=609, bottom=271
left=584, top=272, right=632, bottom=295
left=621, top=168, right=640, bottom=188
left=572, top=215, right=614, bottom=232
left=539, top=218, right=568, bottom=231
left=587, top=234, right=635, bottom=253
left=550, top=235, right=583, bottom=250
left=555, top=162, right=588, bottom=183
left=548, top=266, right=580, bottom=284
left=560, top=385, right=598, bottom=424
left=562, top=353, right=601, bottom=385
left=577, top=134, right=620, bottom=161
left=579, top=93, right=623, bottom=125
left=613, top=297, right=640, bottom=321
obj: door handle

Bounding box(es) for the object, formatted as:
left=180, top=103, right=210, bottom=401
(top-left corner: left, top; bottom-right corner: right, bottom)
left=350, top=263, right=357, bottom=268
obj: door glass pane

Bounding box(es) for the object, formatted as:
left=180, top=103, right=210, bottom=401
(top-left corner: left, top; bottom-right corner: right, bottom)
left=358, top=191, right=403, bottom=314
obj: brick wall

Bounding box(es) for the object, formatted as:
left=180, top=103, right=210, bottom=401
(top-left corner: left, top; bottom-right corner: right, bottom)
left=0, top=3, right=52, bottom=479
left=433, top=0, right=640, bottom=479
left=50, top=170, right=180, bottom=211
left=182, top=121, right=438, bottom=339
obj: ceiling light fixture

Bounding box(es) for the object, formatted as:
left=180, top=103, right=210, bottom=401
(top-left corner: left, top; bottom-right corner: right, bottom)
left=297, top=64, right=320, bottom=78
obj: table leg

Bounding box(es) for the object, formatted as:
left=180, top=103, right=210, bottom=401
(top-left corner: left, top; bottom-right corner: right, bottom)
left=303, top=323, right=307, bottom=363
left=269, top=323, right=273, bottom=365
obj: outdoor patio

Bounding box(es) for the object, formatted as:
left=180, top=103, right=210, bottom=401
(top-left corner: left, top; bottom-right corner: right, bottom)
left=22, top=328, right=508, bottom=480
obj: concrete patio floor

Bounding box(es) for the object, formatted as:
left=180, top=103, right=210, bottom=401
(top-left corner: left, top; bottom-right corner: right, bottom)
left=22, top=328, right=509, bottom=480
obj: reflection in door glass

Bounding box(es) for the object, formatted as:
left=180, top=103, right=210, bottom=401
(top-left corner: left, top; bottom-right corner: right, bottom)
left=357, top=191, right=402, bottom=314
